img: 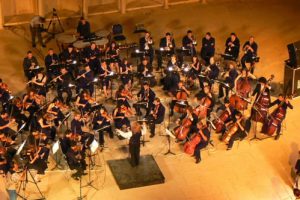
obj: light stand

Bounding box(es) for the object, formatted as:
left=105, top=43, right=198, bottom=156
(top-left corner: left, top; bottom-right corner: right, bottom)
left=47, top=8, right=64, bottom=39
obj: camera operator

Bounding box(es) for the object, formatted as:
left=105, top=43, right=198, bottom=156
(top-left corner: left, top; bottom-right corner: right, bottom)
left=30, top=15, right=46, bottom=48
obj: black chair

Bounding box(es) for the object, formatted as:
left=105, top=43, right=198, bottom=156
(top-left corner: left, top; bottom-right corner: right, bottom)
left=112, top=24, right=126, bottom=42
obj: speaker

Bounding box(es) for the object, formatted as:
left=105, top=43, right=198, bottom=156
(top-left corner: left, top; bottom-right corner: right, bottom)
left=284, top=64, right=300, bottom=98
left=287, top=41, right=300, bottom=68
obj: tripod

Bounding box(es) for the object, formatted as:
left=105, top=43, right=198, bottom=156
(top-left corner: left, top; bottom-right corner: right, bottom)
left=17, top=164, right=45, bottom=200
left=47, top=8, right=64, bottom=38
left=82, top=150, right=99, bottom=191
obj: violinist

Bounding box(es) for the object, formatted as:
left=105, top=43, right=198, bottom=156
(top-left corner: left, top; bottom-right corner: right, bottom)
left=264, top=94, right=293, bottom=140
left=84, top=42, right=101, bottom=74
left=224, top=112, right=247, bottom=150
left=139, top=31, right=154, bottom=65
left=218, top=63, right=238, bottom=101
left=241, top=36, right=258, bottom=72
left=99, top=60, right=112, bottom=98
left=181, top=30, right=197, bottom=57
left=29, top=141, right=50, bottom=179
left=66, top=141, right=87, bottom=180
left=193, top=122, right=210, bottom=164
left=147, top=97, right=165, bottom=138
left=93, top=107, right=113, bottom=147
left=113, top=104, right=131, bottom=131
left=119, top=58, right=133, bottom=88
left=199, top=57, right=219, bottom=90
left=134, top=82, right=156, bottom=117
left=56, top=67, right=73, bottom=106
left=47, top=98, right=66, bottom=127
left=157, top=32, right=176, bottom=71
left=162, top=54, right=181, bottom=92
left=75, top=90, right=93, bottom=115
left=45, top=48, right=60, bottom=79
left=0, top=80, right=11, bottom=106
left=115, top=84, right=132, bottom=109
left=0, top=111, right=16, bottom=141
left=29, top=69, right=47, bottom=97
left=224, top=33, right=240, bottom=61
left=76, top=64, right=94, bottom=96
left=38, top=113, right=56, bottom=141
left=186, top=56, right=201, bottom=88
left=169, top=81, right=190, bottom=116
left=59, top=130, right=73, bottom=155
left=71, top=112, right=94, bottom=147
left=200, top=32, right=215, bottom=65
left=0, top=147, right=8, bottom=174
left=23, top=51, right=39, bottom=80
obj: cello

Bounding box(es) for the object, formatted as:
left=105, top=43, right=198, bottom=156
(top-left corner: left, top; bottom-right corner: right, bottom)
left=212, top=109, right=231, bottom=133
left=183, top=123, right=207, bottom=155
left=194, top=96, right=212, bottom=119
left=174, top=86, right=189, bottom=114
left=174, top=107, right=193, bottom=141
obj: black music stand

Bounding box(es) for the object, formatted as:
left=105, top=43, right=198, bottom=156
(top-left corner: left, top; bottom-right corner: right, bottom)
left=163, top=129, right=176, bottom=155
left=82, top=149, right=99, bottom=191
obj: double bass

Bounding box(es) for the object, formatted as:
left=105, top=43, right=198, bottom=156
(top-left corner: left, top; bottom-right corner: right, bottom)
left=251, top=75, right=274, bottom=123
left=230, top=72, right=252, bottom=110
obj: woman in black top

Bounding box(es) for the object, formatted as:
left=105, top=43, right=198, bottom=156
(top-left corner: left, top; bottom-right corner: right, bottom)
left=129, top=121, right=142, bottom=167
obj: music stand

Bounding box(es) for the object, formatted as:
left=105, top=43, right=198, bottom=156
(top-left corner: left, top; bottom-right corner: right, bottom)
left=82, top=140, right=99, bottom=191
left=163, top=129, right=176, bottom=155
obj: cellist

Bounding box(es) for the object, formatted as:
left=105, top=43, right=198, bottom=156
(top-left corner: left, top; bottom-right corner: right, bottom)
left=194, top=85, right=214, bottom=120
left=169, top=81, right=190, bottom=116
left=263, top=94, right=293, bottom=140
left=193, top=122, right=210, bottom=164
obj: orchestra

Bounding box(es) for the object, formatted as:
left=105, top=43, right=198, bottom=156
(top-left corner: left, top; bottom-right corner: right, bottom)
left=0, top=22, right=296, bottom=193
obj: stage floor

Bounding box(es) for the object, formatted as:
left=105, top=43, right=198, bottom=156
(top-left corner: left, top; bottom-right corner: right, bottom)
left=0, top=0, right=300, bottom=199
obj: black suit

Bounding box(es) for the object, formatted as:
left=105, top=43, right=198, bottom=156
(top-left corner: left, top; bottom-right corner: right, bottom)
left=45, top=53, right=60, bottom=78
left=23, top=56, right=39, bottom=80
left=241, top=41, right=258, bottom=70
left=139, top=37, right=154, bottom=64
left=129, top=132, right=141, bottom=166
left=148, top=103, right=165, bottom=136
left=157, top=37, right=176, bottom=69
left=201, top=37, right=215, bottom=64
left=225, top=37, right=240, bottom=60
left=134, top=88, right=156, bottom=116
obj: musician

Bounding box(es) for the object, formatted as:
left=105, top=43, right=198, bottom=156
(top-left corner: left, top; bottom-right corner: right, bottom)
left=148, top=98, right=165, bottom=138
left=76, top=64, right=94, bottom=96
left=139, top=31, right=154, bottom=65
left=22, top=90, right=40, bottom=122
left=77, top=17, right=91, bottom=39
left=56, top=67, right=73, bottom=106
left=169, top=81, right=190, bottom=116
left=226, top=112, right=247, bottom=150
left=162, top=55, right=181, bottom=92
left=224, top=33, right=240, bottom=60
left=241, top=36, right=258, bottom=71
left=200, top=32, right=215, bottom=65
left=137, top=58, right=153, bottom=79
left=75, top=90, right=93, bottom=115
left=113, top=104, right=131, bottom=131
left=216, top=99, right=238, bottom=134
left=134, top=82, right=156, bottom=117
left=84, top=42, right=101, bottom=74
left=30, top=70, right=47, bottom=97
left=115, top=84, right=132, bottom=110
left=45, top=48, right=60, bottom=78
left=0, top=81, right=11, bottom=107
left=182, top=30, right=197, bottom=56
left=199, top=57, right=219, bottom=90
left=38, top=113, right=56, bottom=141
left=29, top=142, right=50, bottom=177
left=93, top=107, right=113, bottom=147
left=186, top=56, right=201, bottom=88
left=157, top=32, right=176, bottom=70
left=175, top=106, right=198, bottom=140
left=8, top=97, right=28, bottom=131
left=119, top=58, right=133, bottom=87
left=129, top=121, right=142, bottom=167
left=66, top=141, right=87, bottom=180
left=218, top=63, right=238, bottom=101
left=30, top=15, right=46, bottom=48
left=99, top=60, right=112, bottom=98
left=71, top=112, right=94, bottom=147
left=193, top=122, right=210, bottom=164
left=47, top=98, right=66, bottom=127
left=23, top=51, right=39, bottom=80
left=0, top=111, right=16, bottom=141
left=195, top=85, right=214, bottom=119
left=106, top=41, right=120, bottom=64
left=266, top=94, right=293, bottom=140
left=60, top=45, right=78, bottom=78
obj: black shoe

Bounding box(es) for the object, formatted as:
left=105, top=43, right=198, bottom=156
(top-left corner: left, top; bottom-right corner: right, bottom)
left=32, top=44, right=36, bottom=48
left=275, top=134, right=280, bottom=140
left=150, top=134, right=155, bottom=138
left=42, top=44, right=46, bottom=48
left=226, top=147, right=232, bottom=151
left=195, top=158, right=201, bottom=164
left=169, top=111, right=174, bottom=117
left=156, top=68, right=160, bottom=71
